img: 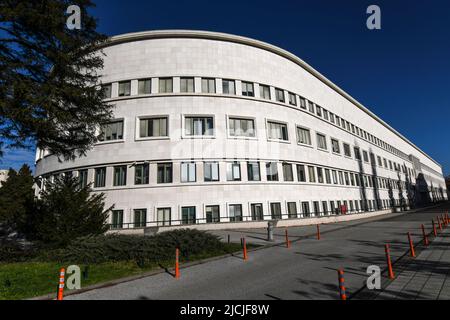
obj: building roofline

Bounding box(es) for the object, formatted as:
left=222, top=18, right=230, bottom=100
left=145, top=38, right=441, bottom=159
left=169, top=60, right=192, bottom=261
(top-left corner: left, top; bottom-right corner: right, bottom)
left=100, top=29, right=441, bottom=168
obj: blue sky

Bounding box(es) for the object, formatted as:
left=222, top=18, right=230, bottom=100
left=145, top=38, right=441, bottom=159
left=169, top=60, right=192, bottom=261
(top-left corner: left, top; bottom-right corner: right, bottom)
left=1, top=0, right=449, bottom=175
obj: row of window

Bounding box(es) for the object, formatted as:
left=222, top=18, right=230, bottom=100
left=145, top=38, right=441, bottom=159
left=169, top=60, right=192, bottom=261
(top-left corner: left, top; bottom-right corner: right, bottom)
left=101, top=76, right=410, bottom=162
left=110, top=198, right=406, bottom=229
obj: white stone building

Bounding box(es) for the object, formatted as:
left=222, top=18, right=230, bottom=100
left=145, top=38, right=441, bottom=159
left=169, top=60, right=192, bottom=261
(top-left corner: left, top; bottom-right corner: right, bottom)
left=34, top=30, right=448, bottom=231
left=0, top=170, right=8, bottom=186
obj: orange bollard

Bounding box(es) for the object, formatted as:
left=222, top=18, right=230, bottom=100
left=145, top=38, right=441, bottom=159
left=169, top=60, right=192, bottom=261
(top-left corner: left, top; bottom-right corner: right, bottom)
left=337, top=269, right=347, bottom=300
left=175, top=248, right=180, bottom=279
left=285, top=229, right=291, bottom=249
left=433, top=220, right=437, bottom=237
left=317, top=224, right=321, bottom=240
left=421, top=224, right=429, bottom=246
left=407, top=232, right=416, bottom=258
left=57, top=268, right=65, bottom=301
left=385, top=244, right=395, bottom=280
left=242, top=237, right=248, bottom=261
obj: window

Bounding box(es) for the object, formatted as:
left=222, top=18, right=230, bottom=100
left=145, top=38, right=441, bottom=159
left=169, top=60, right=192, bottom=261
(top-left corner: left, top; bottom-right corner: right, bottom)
left=157, top=208, right=171, bottom=226
left=259, top=85, right=271, bottom=100
left=354, top=147, right=361, bottom=160
left=363, top=151, right=369, bottom=162
left=180, top=77, right=195, bottom=93
left=325, top=169, right=331, bottom=184
left=157, top=163, right=172, bottom=183
left=138, top=79, right=151, bottom=95
left=182, top=206, right=196, bottom=225
left=344, top=172, right=350, bottom=185
left=229, top=117, right=255, bottom=137
left=339, top=171, right=344, bottom=185
left=251, top=203, right=264, bottom=221
left=302, top=202, right=310, bottom=217
left=135, top=163, right=149, bottom=185
left=229, top=204, right=243, bottom=222
left=111, top=210, right=123, bottom=229
left=267, top=121, right=288, bottom=141
left=313, top=201, right=321, bottom=215
left=206, top=205, right=220, bottom=223
left=275, top=88, right=285, bottom=102
left=297, top=165, right=306, bottom=182
left=343, top=143, right=351, bottom=157
left=317, top=133, right=327, bottom=150
left=317, top=167, right=324, bottom=183
left=266, top=162, right=279, bottom=181
left=308, top=101, right=315, bottom=113
left=322, top=201, right=328, bottom=215
left=288, top=92, right=297, bottom=106
left=118, top=81, right=131, bottom=96
left=297, top=127, right=311, bottom=145
left=201, top=78, right=215, bottom=93
left=299, top=97, right=307, bottom=109
left=384, top=158, right=388, bottom=168
left=283, top=163, right=294, bottom=181
left=308, top=166, right=316, bottom=183
left=332, top=170, right=338, bottom=184
left=134, top=209, right=147, bottom=228
left=350, top=173, right=355, bottom=186
left=323, top=110, right=329, bottom=121
left=316, top=105, right=322, bottom=117
left=241, top=81, right=254, bottom=97
left=113, top=166, right=127, bottom=186
left=331, top=139, right=340, bottom=154
left=247, top=162, right=261, bottom=181
left=204, top=162, right=219, bottom=182
left=185, top=116, right=214, bottom=136
left=222, top=79, right=235, bottom=94
left=330, top=113, right=335, bottom=123
left=139, top=117, right=168, bottom=138
left=287, top=202, right=298, bottom=218
left=102, top=84, right=112, bottom=99
left=99, top=120, right=123, bottom=141
left=78, top=170, right=88, bottom=188
left=159, top=78, right=173, bottom=93
left=227, top=162, right=241, bottom=181
left=270, top=203, right=282, bottom=220
left=94, top=167, right=106, bottom=188
left=181, top=162, right=196, bottom=183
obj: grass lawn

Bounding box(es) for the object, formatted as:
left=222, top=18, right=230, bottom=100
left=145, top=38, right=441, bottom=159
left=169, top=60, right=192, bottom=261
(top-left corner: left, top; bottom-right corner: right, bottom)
left=0, top=242, right=250, bottom=300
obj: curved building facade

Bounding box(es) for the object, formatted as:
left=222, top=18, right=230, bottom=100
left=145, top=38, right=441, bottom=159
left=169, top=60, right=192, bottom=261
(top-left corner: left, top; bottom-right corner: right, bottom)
left=34, top=30, right=448, bottom=231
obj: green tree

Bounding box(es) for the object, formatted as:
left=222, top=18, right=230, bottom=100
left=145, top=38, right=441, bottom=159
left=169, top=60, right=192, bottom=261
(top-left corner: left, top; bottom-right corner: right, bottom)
left=0, top=164, right=34, bottom=237
left=0, top=0, right=112, bottom=159
left=29, top=174, right=112, bottom=247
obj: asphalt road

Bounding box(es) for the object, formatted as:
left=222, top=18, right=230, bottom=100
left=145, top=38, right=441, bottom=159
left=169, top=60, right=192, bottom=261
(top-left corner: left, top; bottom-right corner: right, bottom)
left=66, top=203, right=450, bottom=300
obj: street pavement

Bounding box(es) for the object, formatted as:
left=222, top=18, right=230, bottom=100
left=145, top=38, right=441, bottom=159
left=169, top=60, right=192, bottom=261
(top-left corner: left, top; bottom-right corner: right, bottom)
left=66, top=203, right=450, bottom=300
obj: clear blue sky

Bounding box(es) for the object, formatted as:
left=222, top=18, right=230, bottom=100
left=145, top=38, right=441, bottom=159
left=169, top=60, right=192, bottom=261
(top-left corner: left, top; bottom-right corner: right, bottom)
left=1, top=0, right=449, bottom=176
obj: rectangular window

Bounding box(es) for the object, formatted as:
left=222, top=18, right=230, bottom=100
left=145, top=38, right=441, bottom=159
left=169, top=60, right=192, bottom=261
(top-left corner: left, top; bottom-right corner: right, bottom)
left=78, top=170, right=88, bottom=188
left=267, top=121, right=288, bottom=141
left=302, top=202, right=310, bottom=217
left=182, top=206, right=196, bottom=225
left=201, top=78, right=216, bottom=93
left=299, top=97, right=307, bottom=109
left=297, top=165, right=306, bottom=182
left=135, top=163, right=149, bottom=185
left=317, top=167, right=324, bottom=183
left=229, top=204, right=243, bottom=222
left=297, top=127, right=311, bottom=145
left=266, top=162, right=279, bottom=181
left=308, top=101, right=315, bottom=113
left=99, top=120, right=124, bottom=141
left=139, top=117, right=168, bottom=138
left=313, top=201, right=321, bottom=215
left=344, top=172, right=350, bottom=185
left=181, top=162, right=196, bottom=183
left=354, top=147, right=361, bottom=160
left=229, top=117, right=255, bottom=137
left=325, top=169, right=331, bottom=184
left=159, top=78, right=173, bottom=93
left=339, top=171, right=344, bottom=185
left=204, top=162, right=219, bottom=182
left=113, top=166, right=127, bottom=186
left=180, top=77, right=195, bottom=93
left=350, top=173, right=355, bottom=186
left=247, top=162, right=261, bottom=181
left=331, top=139, right=340, bottom=154
left=185, top=116, right=214, bottom=136
left=317, top=133, right=327, bottom=150
left=270, top=203, right=282, bottom=220
left=323, top=110, right=329, bottom=121
left=332, top=170, right=338, bottom=184
left=316, top=105, right=322, bottom=117
left=241, top=82, right=254, bottom=97
left=157, top=163, right=172, bottom=183
left=363, top=151, right=369, bottom=162
left=206, top=205, right=220, bottom=223
left=275, top=88, right=285, bottom=102
left=330, top=113, right=335, bottom=123
left=227, top=162, right=241, bottom=181
left=308, top=166, right=316, bottom=183
left=134, top=209, right=147, bottom=228
left=157, top=208, right=171, bottom=226
left=102, top=84, right=112, bottom=99
left=94, top=167, right=106, bottom=188
left=259, top=85, right=271, bottom=99
left=138, top=79, right=151, bottom=95
left=251, top=203, right=264, bottom=221
left=288, top=92, right=297, bottom=106
left=343, top=143, right=351, bottom=157
left=287, top=202, right=297, bottom=218
left=222, top=79, right=236, bottom=95
left=322, top=201, right=328, bottom=215
left=118, top=81, right=131, bottom=97
left=111, top=210, right=123, bottom=229
left=283, top=163, right=294, bottom=181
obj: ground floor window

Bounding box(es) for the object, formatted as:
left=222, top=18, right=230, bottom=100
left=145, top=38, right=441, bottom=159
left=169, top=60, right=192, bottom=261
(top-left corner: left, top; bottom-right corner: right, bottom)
left=251, top=203, right=264, bottom=221
left=302, top=202, right=310, bottom=217
left=287, top=202, right=297, bottom=218
left=182, top=206, right=196, bottom=225
left=111, top=210, right=124, bottom=229
left=134, top=209, right=147, bottom=228
left=313, top=201, right=320, bottom=216
left=206, top=205, right=220, bottom=223
left=229, top=204, right=243, bottom=222
left=157, top=208, right=171, bottom=226
left=270, top=202, right=282, bottom=220
left=322, top=201, right=328, bottom=215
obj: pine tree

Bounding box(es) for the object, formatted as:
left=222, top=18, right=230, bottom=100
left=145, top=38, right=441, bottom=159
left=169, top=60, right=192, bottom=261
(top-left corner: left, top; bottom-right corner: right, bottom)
left=0, top=0, right=112, bottom=160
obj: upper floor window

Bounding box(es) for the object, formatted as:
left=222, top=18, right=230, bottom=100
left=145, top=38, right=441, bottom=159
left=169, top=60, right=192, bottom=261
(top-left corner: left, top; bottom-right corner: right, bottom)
left=159, top=78, right=173, bottom=93
left=308, top=101, right=315, bottom=113
left=316, top=133, right=327, bottom=150
left=297, top=127, right=311, bottom=145
left=241, top=81, right=254, bottom=97
left=275, top=88, right=285, bottom=103
left=113, top=166, right=127, bottom=186
left=247, top=162, right=261, bottom=181
left=259, top=84, right=271, bottom=100
left=180, top=77, right=195, bottom=93
left=266, top=162, right=279, bottom=181
left=267, top=121, right=288, bottom=141
left=204, top=162, right=219, bottom=182
left=331, top=139, right=340, bottom=154
left=354, top=147, right=362, bottom=160
left=94, top=167, right=106, bottom=188
left=185, top=116, right=214, bottom=137
left=135, top=163, right=149, bottom=185
left=181, top=162, right=196, bottom=183
left=363, top=150, right=369, bottom=162
left=139, top=117, right=168, bottom=138
left=316, top=105, right=322, bottom=117
left=118, top=81, right=131, bottom=97
left=78, top=170, right=88, bottom=188
left=222, top=79, right=235, bottom=95
left=201, top=78, right=216, bottom=93
left=299, top=97, right=307, bottom=109
left=102, top=84, right=112, bottom=99
left=308, top=166, right=316, bottom=183
left=157, top=163, right=173, bottom=183
left=288, top=92, right=297, bottom=106
left=282, top=163, right=293, bottom=181
left=227, top=162, right=241, bottom=181
left=229, top=117, right=255, bottom=138
left=330, top=113, right=335, bottom=123
left=138, top=79, right=151, bottom=95
left=343, top=143, right=351, bottom=157
left=99, top=120, right=123, bottom=141
left=297, top=164, right=306, bottom=182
